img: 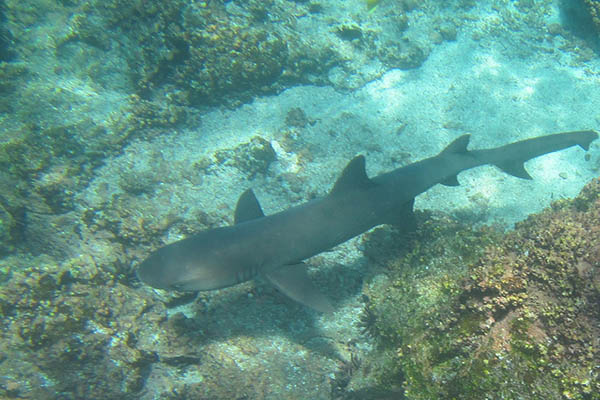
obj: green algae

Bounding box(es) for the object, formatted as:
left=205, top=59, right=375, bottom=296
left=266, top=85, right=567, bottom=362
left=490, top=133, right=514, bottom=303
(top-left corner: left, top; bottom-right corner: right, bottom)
left=357, top=179, right=600, bottom=399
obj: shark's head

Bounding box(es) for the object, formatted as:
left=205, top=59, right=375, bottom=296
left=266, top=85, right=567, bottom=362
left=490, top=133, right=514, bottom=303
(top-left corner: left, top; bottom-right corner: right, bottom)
left=136, top=230, right=243, bottom=292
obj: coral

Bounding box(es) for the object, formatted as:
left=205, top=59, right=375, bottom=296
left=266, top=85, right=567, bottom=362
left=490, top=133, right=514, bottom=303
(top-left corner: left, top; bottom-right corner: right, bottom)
left=352, top=179, right=600, bottom=399
left=82, top=190, right=186, bottom=248
left=77, top=0, right=293, bottom=106
left=79, top=135, right=276, bottom=249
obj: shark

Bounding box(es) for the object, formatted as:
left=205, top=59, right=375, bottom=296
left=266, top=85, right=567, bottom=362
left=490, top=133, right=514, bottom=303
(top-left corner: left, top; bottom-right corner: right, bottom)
left=137, top=130, right=598, bottom=312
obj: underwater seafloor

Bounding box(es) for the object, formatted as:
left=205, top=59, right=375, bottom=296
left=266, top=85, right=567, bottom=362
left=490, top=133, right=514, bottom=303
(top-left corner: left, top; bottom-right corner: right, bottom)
left=1, top=0, right=600, bottom=399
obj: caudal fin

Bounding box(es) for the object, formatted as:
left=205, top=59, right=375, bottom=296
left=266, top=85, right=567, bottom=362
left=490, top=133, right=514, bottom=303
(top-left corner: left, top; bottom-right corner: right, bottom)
left=572, top=130, right=598, bottom=151
left=484, top=130, right=598, bottom=180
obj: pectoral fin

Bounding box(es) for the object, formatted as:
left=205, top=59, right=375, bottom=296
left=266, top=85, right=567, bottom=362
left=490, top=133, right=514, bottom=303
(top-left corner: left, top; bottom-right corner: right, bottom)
left=264, top=263, right=334, bottom=313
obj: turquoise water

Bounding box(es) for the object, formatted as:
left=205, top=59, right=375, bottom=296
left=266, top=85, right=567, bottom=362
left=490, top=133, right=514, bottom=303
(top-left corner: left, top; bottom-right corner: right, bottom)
left=0, top=0, right=599, bottom=399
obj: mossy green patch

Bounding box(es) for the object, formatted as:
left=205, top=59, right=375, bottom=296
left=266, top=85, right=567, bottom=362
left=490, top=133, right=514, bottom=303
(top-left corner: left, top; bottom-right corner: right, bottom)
left=0, top=62, right=28, bottom=113
left=356, top=179, right=600, bottom=399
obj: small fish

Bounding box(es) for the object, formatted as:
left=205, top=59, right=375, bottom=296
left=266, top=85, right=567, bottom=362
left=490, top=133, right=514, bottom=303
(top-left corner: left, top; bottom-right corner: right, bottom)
left=137, top=130, right=598, bottom=312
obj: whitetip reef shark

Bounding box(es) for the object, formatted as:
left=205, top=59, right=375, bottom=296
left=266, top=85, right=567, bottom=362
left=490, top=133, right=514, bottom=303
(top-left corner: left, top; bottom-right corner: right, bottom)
left=137, top=130, right=598, bottom=312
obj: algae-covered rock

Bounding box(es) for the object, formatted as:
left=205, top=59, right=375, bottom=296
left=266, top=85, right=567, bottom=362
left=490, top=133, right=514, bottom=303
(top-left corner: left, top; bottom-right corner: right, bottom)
left=583, top=0, right=600, bottom=31
left=0, top=85, right=185, bottom=254
left=214, top=136, right=277, bottom=178
left=87, top=0, right=290, bottom=107
left=171, top=27, right=288, bottom=107
left=0, top=120, right=112, bottom=253
left=0, top=245, right=340, bottom=399
left=0, top=254, right=164, bottom=399
left=285, top=107, right=310, bottom=128
left=351, top=179, right=600, bottom=399
left=379, top=39, right=429, bottom=70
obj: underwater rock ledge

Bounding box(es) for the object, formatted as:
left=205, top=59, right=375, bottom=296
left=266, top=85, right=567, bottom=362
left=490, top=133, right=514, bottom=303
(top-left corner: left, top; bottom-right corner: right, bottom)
left=351, top=178, right=600, bottom=400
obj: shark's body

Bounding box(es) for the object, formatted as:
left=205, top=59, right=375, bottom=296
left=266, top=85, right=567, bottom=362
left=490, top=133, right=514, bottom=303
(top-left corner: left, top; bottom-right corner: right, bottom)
left=137, top=130, right=598, bottom=312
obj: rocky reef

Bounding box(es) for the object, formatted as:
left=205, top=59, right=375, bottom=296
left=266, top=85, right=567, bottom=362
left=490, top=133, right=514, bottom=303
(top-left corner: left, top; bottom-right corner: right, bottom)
left=2, top=176, right=599, bottom=399
left=1, top=0, right=600, bottom=398
left=583, top=0, right=600, bottom=31
left=0, top=130, right=325, bottom=399
left=2, top=0, right=435, bottom=108
left=0, top=250, right=337, bottom=399
left=346, top=179, right=600, bottom=399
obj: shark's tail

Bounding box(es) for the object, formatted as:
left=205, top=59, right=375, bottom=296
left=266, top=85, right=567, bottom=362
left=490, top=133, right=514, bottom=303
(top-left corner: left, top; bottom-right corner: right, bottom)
left=475, top=130, right=598, bottom=180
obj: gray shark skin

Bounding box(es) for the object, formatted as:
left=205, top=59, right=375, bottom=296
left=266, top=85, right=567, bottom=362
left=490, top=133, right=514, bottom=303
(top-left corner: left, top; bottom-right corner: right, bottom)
left=137, top=130, right=598, bottom=312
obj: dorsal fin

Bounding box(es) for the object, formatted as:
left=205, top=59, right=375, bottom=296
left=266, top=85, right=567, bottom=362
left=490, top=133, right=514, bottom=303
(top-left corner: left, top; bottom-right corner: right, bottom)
left=441, top=134, right=471, bottom=156
left=330, top=155, right=375, bottom=195
left=234, top=189, right=265, bottom=224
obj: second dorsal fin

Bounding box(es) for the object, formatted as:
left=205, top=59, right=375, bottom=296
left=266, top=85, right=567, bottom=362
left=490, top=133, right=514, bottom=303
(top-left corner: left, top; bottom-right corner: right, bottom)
left=494, top=160, right=533, bottom=180
left=441, top=134, right=471, bottom=156
left=234, top=189, right=265, bottom=224
left=330, top=155, right=375, bottom=195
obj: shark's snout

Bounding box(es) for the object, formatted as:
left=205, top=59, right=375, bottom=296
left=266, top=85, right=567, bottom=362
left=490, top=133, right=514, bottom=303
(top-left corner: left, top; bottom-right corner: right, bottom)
left=136, top=241, right=227, bottom=292
left=136, top=251, right=174, bottom=290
